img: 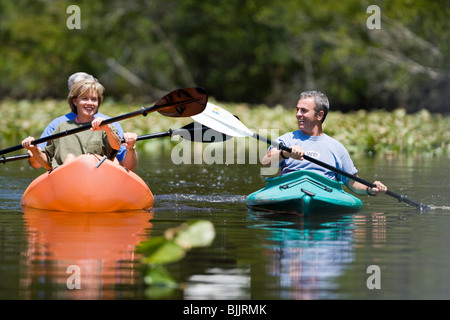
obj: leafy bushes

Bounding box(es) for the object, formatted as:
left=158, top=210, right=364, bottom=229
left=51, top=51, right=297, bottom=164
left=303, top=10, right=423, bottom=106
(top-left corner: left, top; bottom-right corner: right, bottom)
left=1, top=1, right=448, bottom=113
left=1, top=99, right=448, bottom=157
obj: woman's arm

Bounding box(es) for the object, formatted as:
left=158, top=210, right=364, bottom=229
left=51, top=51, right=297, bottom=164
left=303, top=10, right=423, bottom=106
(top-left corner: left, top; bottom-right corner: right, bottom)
left=22, top=137, right=52, bottom=170
left=120, top=132, right=138, bottom=171
left=91, top=117, right=121, bottom=151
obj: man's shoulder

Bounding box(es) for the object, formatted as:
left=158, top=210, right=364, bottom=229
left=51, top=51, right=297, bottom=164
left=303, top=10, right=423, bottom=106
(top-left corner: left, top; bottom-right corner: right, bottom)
left=41, top=113, right=76, bottom=138
left=322, top=133, right=345, bottom=146
left=95, top=112, right=123, bottom=131
left=54, top=119, right=77, bottom=130
left=95, top=112, right=110, bottom=119
left=320, top=133, right=350, bottom=157
left=278, top=131, right=296, bottom=140
left=50, top=113, right=76, bottom=124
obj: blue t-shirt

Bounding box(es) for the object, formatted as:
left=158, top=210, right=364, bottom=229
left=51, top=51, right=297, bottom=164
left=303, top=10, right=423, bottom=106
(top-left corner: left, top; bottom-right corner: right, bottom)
left=271, top=130, right=358, bottom=184
left=38, top=112, right=126, bottom=162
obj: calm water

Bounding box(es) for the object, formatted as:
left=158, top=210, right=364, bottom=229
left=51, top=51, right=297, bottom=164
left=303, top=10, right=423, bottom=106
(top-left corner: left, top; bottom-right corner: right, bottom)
left=0, top=150, right=449, bottom=301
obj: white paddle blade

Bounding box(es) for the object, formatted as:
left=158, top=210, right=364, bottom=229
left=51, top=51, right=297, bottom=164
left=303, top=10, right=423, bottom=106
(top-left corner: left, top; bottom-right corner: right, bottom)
left=191, top=102, right=253, bottom=138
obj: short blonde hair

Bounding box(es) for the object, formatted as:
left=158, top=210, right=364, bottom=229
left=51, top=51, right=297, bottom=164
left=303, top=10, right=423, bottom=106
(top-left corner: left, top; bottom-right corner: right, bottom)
left=68, top=80, right=105, bottom=114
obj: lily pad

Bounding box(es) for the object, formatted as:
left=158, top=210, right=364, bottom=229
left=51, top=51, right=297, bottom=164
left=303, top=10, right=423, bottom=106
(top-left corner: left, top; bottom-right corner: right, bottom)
left=137, top=236, right=186, bottom=265
left=166, top=220, right=216, bottom=250
left=143, top=265, right=177, bottom=287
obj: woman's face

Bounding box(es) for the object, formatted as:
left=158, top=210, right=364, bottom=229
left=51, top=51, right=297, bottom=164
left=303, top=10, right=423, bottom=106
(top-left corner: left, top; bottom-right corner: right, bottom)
left=73, top=90, right=99, bottom=121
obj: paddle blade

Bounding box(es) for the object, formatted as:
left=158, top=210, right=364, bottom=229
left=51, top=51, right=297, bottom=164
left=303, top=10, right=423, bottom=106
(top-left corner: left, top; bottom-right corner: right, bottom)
left=172, top=121, right=232, bottom=143
left=155, top=87, right=208, bottom=117
left=192, top=102, right=253, bottom=137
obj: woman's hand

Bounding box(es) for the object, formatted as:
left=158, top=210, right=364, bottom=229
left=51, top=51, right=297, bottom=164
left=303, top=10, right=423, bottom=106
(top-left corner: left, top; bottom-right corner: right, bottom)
left=22, top=136, right=51, bottom=170
left=122, top=132, right=137, bottom=150
left=90, top=117, right=107, bottom=131
left=22, top=137, right=38, bottom=152
left=91, top=117, right=121, bottom=151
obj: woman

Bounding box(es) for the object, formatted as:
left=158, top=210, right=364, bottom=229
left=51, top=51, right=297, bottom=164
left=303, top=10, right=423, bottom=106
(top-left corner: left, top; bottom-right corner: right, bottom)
left=28, top=72, right=139, bottom=171
left=22, top=80, right=121, bottom=170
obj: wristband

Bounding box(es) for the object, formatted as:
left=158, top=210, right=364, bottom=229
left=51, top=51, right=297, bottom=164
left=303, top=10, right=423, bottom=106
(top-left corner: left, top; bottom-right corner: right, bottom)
left=366, top=187, right=375, bottom=196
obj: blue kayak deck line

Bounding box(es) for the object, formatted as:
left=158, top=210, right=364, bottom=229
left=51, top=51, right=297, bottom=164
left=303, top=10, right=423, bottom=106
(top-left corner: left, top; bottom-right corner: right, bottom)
left=246, top=170, right=363, bottom=214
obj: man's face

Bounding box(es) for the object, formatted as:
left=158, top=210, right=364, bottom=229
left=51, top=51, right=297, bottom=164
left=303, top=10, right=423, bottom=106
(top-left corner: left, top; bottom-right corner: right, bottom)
left=296, top=97, right=322, bottom=135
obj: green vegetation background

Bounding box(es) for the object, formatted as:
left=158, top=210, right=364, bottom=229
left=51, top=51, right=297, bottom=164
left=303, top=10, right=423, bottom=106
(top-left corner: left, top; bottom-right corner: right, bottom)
left=1, top=1, right=449, bottom=157
left=0, top=0, right=448, bottom=113
left=1, top=99, right=448, bottom=157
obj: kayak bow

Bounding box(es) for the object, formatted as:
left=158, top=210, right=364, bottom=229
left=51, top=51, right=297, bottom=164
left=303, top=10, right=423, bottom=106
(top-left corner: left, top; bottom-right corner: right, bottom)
left=21, top=154, right=154, bottom=212
left=246, top=170, right=363, bottom=214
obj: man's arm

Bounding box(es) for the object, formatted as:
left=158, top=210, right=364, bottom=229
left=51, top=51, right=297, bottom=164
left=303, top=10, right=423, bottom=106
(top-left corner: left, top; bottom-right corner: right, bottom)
left=346, top=178, right=387, bottom=196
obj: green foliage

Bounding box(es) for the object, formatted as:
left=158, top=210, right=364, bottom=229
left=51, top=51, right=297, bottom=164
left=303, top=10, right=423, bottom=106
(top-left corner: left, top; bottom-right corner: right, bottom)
left=0, top=99, right=449, bottom=157
left=0, top=1, right=448, bottom=112
left=135, top=220, right=215, bottom=297
left=138, top=237, right=187, bottom=265
left=165, top=219, right=217, bottom=250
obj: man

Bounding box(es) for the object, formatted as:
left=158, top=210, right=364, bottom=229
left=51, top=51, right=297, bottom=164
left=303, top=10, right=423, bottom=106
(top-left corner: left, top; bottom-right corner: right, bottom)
left=28, top=72, right=138, bottom=171
left=262, top=90, right=387, bottom=196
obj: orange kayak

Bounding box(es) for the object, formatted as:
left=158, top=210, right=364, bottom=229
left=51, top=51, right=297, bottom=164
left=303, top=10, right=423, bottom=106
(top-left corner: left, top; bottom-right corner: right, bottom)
left=21, top=154, right=154, bottom=212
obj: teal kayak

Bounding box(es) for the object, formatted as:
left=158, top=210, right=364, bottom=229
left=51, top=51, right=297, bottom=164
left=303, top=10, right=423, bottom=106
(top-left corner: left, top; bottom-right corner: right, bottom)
left=246, top=170, right=363, bottom=214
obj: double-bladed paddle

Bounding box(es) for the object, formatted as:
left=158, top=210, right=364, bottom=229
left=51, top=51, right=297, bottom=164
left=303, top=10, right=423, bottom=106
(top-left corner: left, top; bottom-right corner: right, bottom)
left=0, top=87, right=208, bottom=157
left=0, top=120, right=231, bottom=165
left=192, top=103, right=430, bottom=210
left=135, top=120, right=231, bottom=144
left=0, top=154, right=30, bottom=164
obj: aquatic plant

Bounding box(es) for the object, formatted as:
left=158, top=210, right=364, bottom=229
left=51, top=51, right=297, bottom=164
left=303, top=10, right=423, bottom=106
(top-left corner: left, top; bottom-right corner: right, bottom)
left=135, top=220, right=215, bottom=298
left=0, top=99, right=448, bottom=157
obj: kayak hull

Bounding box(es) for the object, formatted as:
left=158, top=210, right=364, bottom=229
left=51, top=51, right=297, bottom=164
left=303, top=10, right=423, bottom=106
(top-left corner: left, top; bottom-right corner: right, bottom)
left=246, top=170, right=363, bottom=214
left=21, top=154, right=154, bottom=212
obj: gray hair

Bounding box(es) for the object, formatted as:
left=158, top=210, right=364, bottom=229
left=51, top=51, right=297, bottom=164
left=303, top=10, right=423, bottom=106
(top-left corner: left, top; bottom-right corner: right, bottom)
left=300, top=90, right=329, bottom=123
left=67, top=72, right=96, bottom=90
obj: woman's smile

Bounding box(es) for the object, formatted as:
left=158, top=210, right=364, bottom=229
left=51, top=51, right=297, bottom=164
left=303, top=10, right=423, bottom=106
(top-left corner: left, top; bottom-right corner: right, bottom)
left=73, top=91, right=99, bottom=122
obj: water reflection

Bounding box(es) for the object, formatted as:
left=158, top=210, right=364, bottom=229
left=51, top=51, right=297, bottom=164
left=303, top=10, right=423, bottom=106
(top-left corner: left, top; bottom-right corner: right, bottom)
left=184, top=267, right=251, bottom=300
left=21, top=208, right=153, bottom=299
left=1, top=154, right=449, bottom=300
left=247, top=210, right=387, bottom=299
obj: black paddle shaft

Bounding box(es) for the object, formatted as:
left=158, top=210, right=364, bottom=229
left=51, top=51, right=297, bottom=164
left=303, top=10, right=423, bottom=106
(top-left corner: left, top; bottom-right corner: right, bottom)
left=257, top=133, right=428, bottom=210
left=1, top=154, right=30, bottom=164
left=0, top=87, right=207, bottom=156
left=0, top=107, right=154, bottom=156
left=2, top=108, right=150, bottom=156
left=1, top=120, right=231, bottom=165
left=136, top=124, right=230, bottom=143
